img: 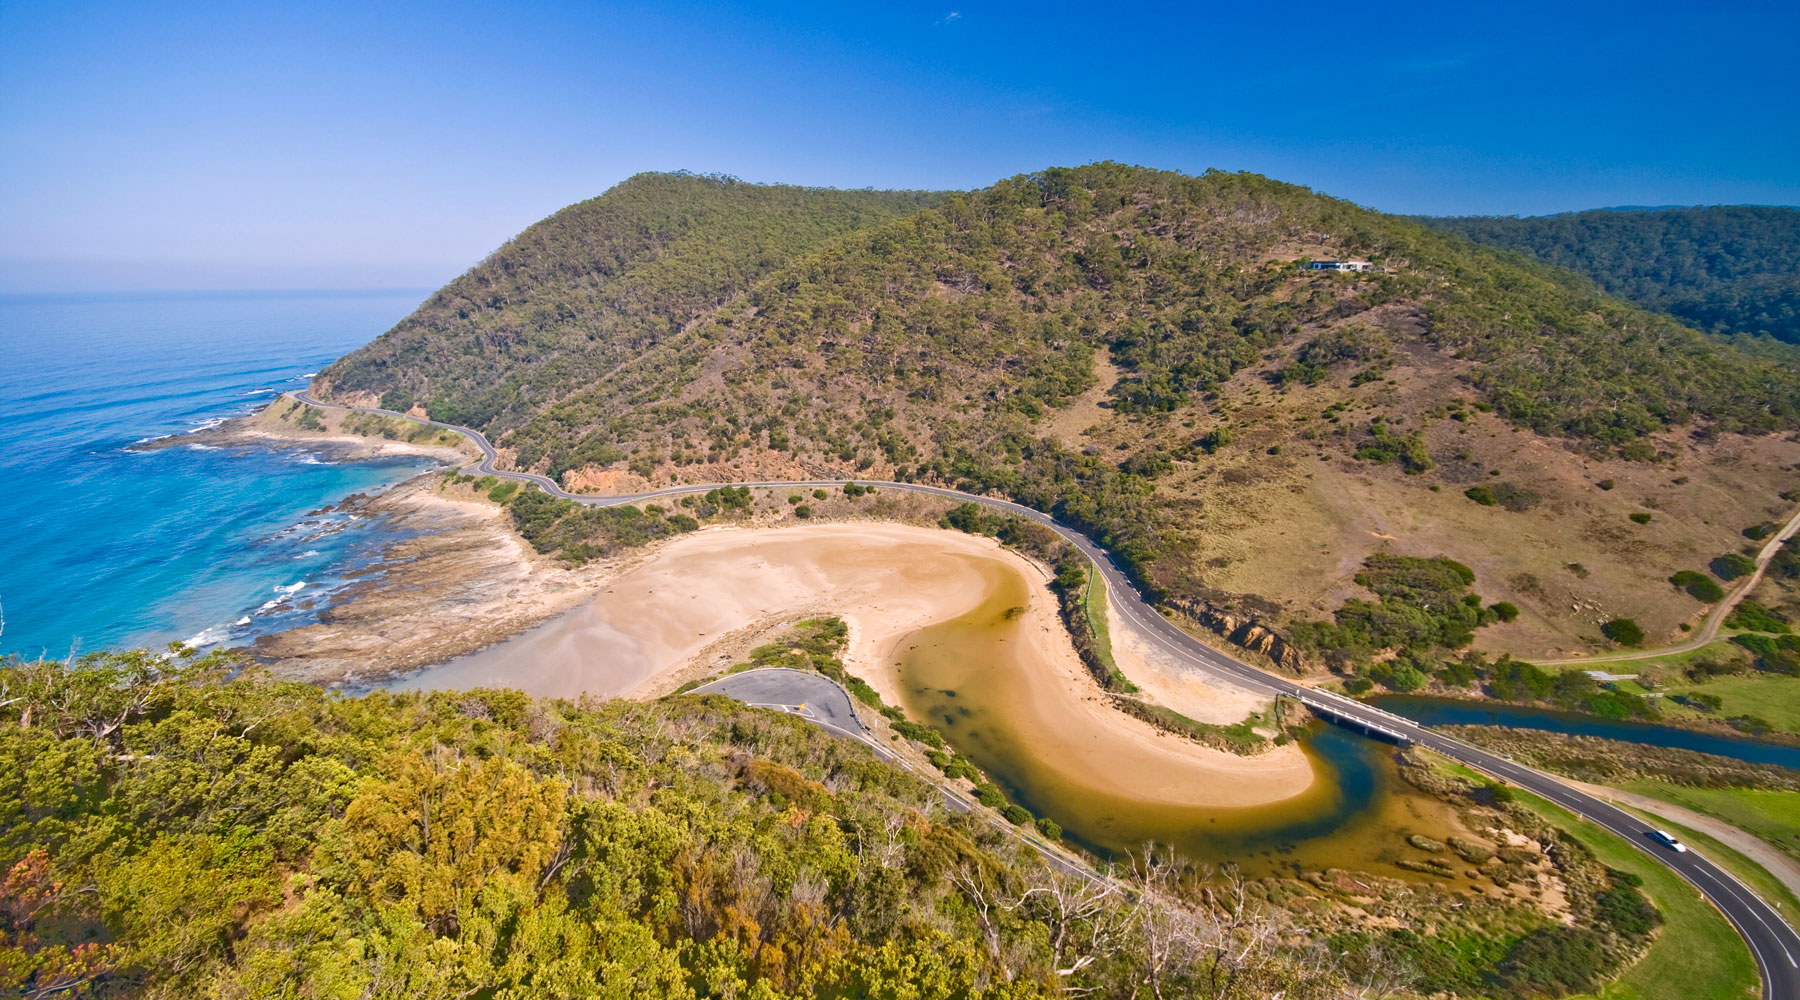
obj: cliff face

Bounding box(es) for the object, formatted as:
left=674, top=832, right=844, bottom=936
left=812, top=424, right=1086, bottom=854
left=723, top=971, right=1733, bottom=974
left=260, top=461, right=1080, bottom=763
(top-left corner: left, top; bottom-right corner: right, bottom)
left=1166, top=596, right=1304, bottom=673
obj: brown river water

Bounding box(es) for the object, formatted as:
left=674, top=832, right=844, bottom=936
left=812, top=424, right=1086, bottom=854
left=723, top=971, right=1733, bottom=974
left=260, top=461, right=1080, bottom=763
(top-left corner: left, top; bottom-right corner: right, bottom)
left=897, top=561, right=1470, bottom=876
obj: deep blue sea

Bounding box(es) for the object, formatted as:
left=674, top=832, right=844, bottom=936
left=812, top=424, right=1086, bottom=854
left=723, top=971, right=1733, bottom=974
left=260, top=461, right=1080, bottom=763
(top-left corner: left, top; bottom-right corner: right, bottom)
left=0, top=290, right=442, bottom=660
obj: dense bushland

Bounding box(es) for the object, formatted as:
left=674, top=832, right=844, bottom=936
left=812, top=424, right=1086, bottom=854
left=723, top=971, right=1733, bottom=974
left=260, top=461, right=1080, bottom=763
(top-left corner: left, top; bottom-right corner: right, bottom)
left=1, top=648, right=1383, bottom=1000
left=1422, top=205, right=1800, bottom=345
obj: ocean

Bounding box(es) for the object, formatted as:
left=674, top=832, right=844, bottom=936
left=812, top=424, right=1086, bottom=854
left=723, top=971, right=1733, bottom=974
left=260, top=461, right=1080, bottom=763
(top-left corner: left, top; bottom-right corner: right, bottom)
left=0, top=290, right=444, bottom=660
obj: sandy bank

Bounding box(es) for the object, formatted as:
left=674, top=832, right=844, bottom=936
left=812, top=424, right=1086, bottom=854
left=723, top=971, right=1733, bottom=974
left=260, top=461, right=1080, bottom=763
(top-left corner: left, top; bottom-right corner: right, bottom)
left=1107, top=599, right=1274, bottom=725
left=393, top=521, right=1314, bottom=809
left=393, top=522, right=1027, bottom=700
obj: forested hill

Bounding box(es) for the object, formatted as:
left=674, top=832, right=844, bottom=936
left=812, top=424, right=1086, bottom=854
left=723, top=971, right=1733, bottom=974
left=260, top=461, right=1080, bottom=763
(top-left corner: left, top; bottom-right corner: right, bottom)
left=1420, top=205, right=1800, bottom=345
left=318, top=165, right=1800, bottom=651
left=320, top=172, right=945, bottom=431
left=326, top=165, right=1800, bottom=474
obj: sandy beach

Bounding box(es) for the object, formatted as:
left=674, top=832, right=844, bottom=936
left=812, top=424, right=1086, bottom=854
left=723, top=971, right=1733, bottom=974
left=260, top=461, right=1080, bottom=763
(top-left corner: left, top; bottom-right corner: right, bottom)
left=394, top=521, right=1316, bottom=809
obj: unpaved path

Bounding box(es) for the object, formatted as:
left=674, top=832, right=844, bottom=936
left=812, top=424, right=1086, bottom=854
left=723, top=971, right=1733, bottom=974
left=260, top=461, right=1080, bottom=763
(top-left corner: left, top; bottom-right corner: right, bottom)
left=1538, top=504, right=1800, bottom=666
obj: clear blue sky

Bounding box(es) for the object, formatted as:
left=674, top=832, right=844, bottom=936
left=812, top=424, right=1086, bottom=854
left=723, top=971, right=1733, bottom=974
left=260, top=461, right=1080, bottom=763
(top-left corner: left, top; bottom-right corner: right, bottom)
left=2, top=0, right=1795, bottom=292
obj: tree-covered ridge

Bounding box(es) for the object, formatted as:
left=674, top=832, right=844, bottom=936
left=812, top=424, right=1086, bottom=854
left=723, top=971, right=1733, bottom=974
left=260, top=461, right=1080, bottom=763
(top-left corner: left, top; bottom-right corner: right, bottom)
left=320, top=172, right=944, bottom=431
left=1420, top=205, right=1800, bottom=345
left=327, top=165, right=1800, bottom=478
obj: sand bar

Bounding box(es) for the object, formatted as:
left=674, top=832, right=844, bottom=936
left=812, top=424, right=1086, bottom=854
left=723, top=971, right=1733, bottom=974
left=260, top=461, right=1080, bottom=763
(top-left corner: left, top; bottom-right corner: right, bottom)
left=391, top=521, right=1315, bottom=808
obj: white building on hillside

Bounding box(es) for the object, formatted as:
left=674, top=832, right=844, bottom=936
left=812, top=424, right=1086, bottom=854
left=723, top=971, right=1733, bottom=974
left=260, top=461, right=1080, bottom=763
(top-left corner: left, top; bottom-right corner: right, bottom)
left=1302, top=259, right=1374, bottom=272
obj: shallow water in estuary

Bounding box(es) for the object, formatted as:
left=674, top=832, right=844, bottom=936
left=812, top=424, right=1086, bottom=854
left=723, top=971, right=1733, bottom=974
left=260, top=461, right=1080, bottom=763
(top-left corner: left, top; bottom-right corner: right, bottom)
left=896, top=562, right=1468, bottom=877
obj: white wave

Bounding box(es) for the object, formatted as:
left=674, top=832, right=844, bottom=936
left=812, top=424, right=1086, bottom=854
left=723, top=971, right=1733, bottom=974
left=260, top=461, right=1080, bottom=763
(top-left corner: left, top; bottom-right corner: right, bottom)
left=296, top=550, right=320, bottom=558
left=187, top=443, right=220, bottom=451
left=241, top=387, right=276, bottom=396
left=303, top=372, right=318, bottom=378
left=294, top=454, right=324, bottom=465
left=187, top=417, right=226, bottom=433
left=234, top=616, right=252, bottom=626
left=183, top=624, right=233, bottom=648
left=257, top=599, right=282, bottom=612
left=273, top=580, right=307, bottom=596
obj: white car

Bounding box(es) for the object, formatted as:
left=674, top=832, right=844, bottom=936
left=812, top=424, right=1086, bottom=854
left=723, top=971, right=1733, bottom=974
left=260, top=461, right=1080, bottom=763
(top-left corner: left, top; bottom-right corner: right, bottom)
left=1649, top=829, right=1688, bottom=853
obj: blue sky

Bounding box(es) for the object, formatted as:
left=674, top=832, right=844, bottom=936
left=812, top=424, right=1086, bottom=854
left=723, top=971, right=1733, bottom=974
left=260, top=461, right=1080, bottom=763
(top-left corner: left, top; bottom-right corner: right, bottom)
left=2, top=0, right=1795, bottom=291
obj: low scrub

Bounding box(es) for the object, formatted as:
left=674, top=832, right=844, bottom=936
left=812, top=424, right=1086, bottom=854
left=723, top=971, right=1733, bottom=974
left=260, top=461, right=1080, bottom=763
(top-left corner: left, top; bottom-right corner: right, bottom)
left=1711, top=551, right=1758, bottom=580
left=1669, top=570, right=1725, bottom=602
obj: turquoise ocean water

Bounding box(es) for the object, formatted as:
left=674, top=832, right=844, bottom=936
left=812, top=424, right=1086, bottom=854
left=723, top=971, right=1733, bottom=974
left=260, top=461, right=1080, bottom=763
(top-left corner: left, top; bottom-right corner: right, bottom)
left=0, top=290, right=442, bottom=660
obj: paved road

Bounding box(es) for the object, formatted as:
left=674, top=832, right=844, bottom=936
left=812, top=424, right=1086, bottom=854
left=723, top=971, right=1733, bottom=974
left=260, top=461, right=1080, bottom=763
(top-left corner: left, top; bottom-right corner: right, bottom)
left=693, top=667, right=893, bottom=759
left=1572, top=780, right=1800, bottom=908
left=294, top=390, right=1800, bottom=997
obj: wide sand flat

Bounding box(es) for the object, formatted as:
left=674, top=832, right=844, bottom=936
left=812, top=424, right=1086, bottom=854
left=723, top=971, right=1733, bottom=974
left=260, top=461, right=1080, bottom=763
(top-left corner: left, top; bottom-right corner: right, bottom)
left=394, top=521, right=1313, bottom=807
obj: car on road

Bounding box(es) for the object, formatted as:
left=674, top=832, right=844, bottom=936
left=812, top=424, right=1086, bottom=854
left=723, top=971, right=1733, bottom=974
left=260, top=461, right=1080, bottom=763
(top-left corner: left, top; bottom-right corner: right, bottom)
left=1648, top=829, right=1688, bottom=853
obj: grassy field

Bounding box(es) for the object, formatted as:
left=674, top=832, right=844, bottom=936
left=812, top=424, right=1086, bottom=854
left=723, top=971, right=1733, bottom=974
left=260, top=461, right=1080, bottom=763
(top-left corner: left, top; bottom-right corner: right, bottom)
left=1661, top=672, right=1800, bottom=735
left=1423, top=753, right=1759, bottom=1000
left=1616, top=806, right=1800, bottom=920
left=1517, top=791, right=1760, bottom=1000
left=1543, top=639, right=1740, bottom=676
left=1619, top=782, right=1800, bottom=866
left=1526, top=634, right=1800, bottom=737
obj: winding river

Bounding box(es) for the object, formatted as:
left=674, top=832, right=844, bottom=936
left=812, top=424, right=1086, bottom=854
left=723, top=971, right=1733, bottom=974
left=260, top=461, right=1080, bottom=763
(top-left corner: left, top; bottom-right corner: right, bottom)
left=896, top=567, right=1469, bottom=876
left=1370, top=695, right=1800, bottom=771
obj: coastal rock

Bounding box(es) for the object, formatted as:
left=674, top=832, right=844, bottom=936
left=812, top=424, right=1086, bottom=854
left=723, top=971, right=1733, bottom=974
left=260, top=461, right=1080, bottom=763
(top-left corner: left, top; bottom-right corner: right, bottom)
left=1164, top=595, right=1304, bottom=673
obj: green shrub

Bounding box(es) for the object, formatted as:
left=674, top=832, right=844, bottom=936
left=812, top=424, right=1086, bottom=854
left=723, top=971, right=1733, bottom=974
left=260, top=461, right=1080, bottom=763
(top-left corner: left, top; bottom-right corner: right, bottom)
left=1669, top=570, right=1725, bottom=601
left=1490, top=601, right=1520, bottom=622
left=974, top=783, right=1004, bottom=808
left=1600, top=618, right=1645, bottom=645
left=1033, top=817, right=1063, bottom=841
left=1629, top=511, right=1652, bottom=524
left=487, top=481, right=520, bottom=504
left=1726, top=600, right=1790, bottom=633
left=1465, top=485, right=1497, bottom=506
left=1001, top=804, right=1033, bottom=826
left=793, top=504, right=812, bottom=519
left=1711, top=552, right=1758, bottom=580
left=891, top=719, right=942, bottom=748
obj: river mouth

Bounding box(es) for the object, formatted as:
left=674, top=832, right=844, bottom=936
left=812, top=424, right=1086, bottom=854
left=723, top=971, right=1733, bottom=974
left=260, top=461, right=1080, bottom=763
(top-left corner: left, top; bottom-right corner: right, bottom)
left=898, top=562, right=1471, bottom=876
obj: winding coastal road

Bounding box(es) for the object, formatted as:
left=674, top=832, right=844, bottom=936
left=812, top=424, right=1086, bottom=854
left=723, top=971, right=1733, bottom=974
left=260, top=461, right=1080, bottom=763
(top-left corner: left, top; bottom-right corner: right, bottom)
left=294, top=390, right=1800, bottom=998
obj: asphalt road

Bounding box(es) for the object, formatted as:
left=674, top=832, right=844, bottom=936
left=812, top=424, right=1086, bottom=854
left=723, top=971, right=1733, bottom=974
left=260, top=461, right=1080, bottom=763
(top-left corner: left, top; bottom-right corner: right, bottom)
left=294, top=390, right=1800, bottom=997
left=693, top=667, right=893, bottom=759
